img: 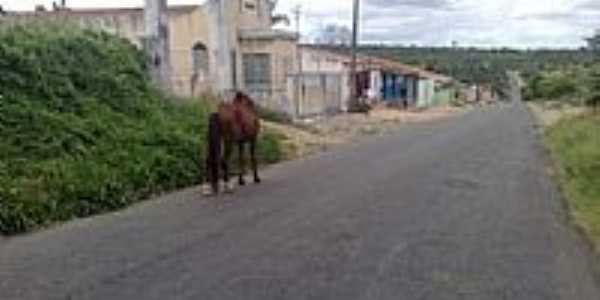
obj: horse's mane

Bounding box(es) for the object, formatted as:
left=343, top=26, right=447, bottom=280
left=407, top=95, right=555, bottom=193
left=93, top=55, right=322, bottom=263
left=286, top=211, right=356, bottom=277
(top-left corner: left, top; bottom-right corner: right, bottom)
left=234, top=91, right=256, bottom=112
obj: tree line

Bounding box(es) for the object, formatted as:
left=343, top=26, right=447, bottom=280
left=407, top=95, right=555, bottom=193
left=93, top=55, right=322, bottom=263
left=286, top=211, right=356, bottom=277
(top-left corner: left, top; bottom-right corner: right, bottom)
left=315, top=28, right=600, bottom=99
left=361, top=46, right=596, bottom=95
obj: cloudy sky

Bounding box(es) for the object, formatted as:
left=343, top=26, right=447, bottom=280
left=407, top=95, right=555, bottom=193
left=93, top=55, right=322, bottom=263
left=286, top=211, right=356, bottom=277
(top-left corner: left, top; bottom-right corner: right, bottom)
left=2, top=0, right=599, bottom=49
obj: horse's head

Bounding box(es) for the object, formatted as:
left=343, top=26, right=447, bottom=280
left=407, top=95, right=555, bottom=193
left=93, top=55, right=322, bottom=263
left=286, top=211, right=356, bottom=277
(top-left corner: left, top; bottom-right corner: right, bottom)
left=234, top=91, right=256, bottom=111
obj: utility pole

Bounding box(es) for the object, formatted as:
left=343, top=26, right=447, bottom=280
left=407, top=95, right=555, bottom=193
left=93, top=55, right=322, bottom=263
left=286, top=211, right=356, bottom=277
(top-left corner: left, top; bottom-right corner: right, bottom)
left=207, top=0, right=234, bottom=98
left=292, top=4, right=302, bottom=117
left=144, top=0, right=171, bottom=91
left=349, top=0, right=360, bottom=111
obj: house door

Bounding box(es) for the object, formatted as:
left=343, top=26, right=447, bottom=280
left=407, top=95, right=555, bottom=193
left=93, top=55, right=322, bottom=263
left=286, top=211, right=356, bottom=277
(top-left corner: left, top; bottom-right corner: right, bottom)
left=231, top=50, right=238, bottom=90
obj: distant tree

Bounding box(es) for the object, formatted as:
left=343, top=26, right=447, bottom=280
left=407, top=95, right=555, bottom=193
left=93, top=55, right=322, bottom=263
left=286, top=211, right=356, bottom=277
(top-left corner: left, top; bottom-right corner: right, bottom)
left=424, top=63, right=436, bottom=72
left=356, top=44, right=596, bottom=98
left=51, top=0, right=68, bottom=11
left=267, top=0, right=289, bottom=26
left=317, top=24, right=352, bottom=46
left=35, top=4, right=47, bottom=12
left=542, top=71, right=578, bottom=99
left=585, top=30, right=600, bottom=52
left=587, top=65, right=600, bottom=112
left=268, top=0, right=277, bottom=12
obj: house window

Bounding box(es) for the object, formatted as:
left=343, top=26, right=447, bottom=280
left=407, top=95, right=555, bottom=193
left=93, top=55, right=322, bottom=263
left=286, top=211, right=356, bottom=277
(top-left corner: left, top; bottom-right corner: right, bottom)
left=243, top=53, right=271, bottom=89
left=241, top=0, right=257, bottom=13
left=192, top=42, right=209, bottom=74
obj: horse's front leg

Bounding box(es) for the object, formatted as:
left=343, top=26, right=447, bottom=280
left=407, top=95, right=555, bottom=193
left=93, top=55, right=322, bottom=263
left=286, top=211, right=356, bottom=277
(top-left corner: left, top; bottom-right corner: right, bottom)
left=250, top=137, right=261, bottom=184
left=238, top=141, right=247, bottom=186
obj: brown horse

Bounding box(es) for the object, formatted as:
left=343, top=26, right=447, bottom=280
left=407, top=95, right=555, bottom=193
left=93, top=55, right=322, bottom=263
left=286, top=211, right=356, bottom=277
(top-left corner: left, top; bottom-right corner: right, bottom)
left=204, top=91, right=261, bottom=195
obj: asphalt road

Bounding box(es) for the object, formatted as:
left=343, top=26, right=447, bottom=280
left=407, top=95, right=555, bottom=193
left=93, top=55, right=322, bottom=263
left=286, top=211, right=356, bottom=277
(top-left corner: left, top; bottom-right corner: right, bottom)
left=1, top=103, right=599, bottom=300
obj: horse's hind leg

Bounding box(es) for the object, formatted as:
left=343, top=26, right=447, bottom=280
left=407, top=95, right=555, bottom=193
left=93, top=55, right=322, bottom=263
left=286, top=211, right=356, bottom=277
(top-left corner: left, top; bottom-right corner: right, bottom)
left=222, top=140, right=234, bottom=193
left=203, top=156, right=217, bottom=196
left=250, top=138, right=261, bottom=184
left=238, top=141, right=247, bottom=186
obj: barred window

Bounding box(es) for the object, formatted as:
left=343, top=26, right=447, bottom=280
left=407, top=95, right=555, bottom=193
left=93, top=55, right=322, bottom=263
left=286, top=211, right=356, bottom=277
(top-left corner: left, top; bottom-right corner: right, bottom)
left=192, top=42, right=209, bottom=74
left=243, top=53, right=271, bottom=87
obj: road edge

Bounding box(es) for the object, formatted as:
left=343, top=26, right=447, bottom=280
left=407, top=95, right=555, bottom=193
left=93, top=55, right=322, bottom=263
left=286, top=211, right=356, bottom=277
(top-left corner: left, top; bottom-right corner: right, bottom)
left=526, top=104, right=600, bottom=287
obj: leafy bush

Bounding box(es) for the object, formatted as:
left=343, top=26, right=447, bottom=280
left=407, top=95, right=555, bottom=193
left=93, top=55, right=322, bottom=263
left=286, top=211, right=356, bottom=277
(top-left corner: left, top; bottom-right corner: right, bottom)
left=586, top=65, right=600, bottom=111
left=0, top=25, right=281, bottom=234
left=530, top=71, right=578, bottom=100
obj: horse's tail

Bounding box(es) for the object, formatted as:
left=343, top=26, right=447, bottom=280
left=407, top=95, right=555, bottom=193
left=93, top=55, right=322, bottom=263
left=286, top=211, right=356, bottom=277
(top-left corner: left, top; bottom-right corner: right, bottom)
left=207, top=113, right=221, bottom=190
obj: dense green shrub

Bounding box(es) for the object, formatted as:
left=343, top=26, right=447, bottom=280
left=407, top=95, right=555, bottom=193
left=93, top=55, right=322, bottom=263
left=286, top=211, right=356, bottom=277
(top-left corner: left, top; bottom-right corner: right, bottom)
left=586, top=65, right=600, bottom=111
left=0, top=25, right=281, bottom=234
left=529, top=71, right=577, bottom=100
left=523, top=65, right=593, bottom=103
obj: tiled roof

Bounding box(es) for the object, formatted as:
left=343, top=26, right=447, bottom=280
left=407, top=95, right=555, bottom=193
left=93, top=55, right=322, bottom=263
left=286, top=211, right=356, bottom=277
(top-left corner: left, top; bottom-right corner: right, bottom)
left=300, top=44, right=454, bottom=83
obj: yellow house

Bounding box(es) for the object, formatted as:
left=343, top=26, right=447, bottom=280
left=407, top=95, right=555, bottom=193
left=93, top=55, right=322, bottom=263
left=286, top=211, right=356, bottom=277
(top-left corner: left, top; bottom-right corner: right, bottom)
left=2, top=0, right=299, bottom=111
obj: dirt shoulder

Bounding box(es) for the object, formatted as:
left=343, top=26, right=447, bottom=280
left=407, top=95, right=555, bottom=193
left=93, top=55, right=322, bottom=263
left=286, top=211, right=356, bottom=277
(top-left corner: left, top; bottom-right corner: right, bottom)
left=528, top=101, right=587, bottom=127
left=264, top=105, right=467, bottom=160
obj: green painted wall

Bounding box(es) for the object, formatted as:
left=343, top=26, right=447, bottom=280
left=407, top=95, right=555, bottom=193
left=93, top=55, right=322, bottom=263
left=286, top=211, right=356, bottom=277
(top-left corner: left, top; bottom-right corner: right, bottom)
left=432, top=87, right=455, bottom=106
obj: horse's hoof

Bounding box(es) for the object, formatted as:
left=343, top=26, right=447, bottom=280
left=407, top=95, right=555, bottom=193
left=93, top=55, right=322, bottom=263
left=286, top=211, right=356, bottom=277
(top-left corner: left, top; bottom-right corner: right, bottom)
left=202, top=184, right=215, bottom=197
left=254, top=178, right=262, bottom=184
left=239, top=179, right=246, bottom=186
left=225, top=181, right=236, bottom=193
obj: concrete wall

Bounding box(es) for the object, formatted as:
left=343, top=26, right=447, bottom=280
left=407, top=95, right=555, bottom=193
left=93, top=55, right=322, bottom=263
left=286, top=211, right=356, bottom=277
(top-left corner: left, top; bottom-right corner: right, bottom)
left=301, top=47, right=347, bottom=73
left=240, top=38, right=297, bottom=112
left=464, top=85, right=496, bottom=103
left=288, top=73, right=345, bottom=117
left=168, top=7, right=211, bottom=96
left=431, top=87, right=456, bottom=106
left=417, top=80, right=458, bottom=108
left=298, top=47, right=354, bottom=114
left=237, top=0, right=272, bottom=29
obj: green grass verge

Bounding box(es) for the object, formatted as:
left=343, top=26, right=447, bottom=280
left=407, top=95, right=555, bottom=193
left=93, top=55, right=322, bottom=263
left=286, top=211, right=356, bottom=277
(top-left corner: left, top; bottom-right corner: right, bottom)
left=0, top=25, right=282, bottom=235
left=544, top=114, right=600, bottom=248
